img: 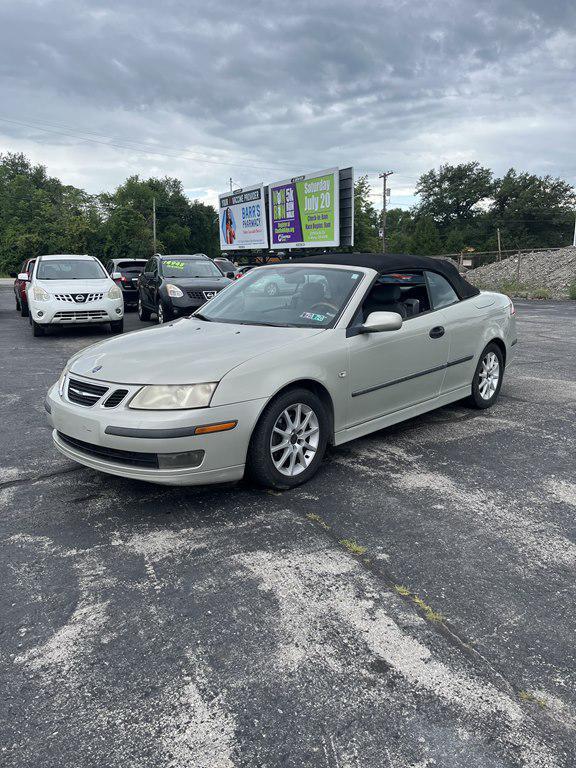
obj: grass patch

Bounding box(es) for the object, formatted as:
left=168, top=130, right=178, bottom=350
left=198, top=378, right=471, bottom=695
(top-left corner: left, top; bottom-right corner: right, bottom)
left=496, top=280, right=552, bottom=299
left=519, top=690, right=547, bottom=709
left=339, top=538, right=367, bottom=556
left=395, top=585, right=443, bottom=622
left=306, top=512, right=330, bottom=530
left=569, top=282, right=576, bottom=300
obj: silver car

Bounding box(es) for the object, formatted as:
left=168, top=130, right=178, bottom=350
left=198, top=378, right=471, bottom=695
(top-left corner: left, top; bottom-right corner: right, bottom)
left=45, top=254, right=517, bottom=489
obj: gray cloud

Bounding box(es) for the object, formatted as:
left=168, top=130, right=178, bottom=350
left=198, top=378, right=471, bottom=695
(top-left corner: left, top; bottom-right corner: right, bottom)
left=0, top=0, right=574, bottom=204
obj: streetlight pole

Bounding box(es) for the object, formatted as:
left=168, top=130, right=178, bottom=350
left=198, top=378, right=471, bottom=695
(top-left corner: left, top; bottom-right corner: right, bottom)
left=379, top=171, right=393, bottom=253
left=152, top=196, right=157, bottom=254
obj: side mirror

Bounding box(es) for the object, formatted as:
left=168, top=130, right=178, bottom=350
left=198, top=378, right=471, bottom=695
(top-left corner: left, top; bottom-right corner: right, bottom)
left=360, top=311, right=403, bottom=333
left=111, top=272, right=122, bottom=280
left=226, top=271, right=235, bottom=279
left=17, top=272, right=29, bottom=281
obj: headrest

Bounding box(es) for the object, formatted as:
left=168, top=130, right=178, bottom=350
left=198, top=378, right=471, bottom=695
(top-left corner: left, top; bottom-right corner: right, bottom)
left=373, top=284, right=401, bottom=301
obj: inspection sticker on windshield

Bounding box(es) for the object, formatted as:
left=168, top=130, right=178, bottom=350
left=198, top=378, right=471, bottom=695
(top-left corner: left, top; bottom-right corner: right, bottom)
left=163, top=260, right=185, bottom=269
left=300, top=312, right=326, bottom=322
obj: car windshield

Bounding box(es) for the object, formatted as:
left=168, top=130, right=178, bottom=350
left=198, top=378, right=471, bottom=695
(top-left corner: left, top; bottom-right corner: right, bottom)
left=160, top=259, right=222, bottom=279
left=195, top=266, right=363, bottom=328
left=216, top=260, right=236, bottom=272
left=37, top=259, right=106, bottom=280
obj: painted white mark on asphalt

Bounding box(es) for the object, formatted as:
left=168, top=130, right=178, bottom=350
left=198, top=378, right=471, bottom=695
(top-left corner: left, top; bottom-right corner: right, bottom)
left=545, top=479, right=576, bottom=508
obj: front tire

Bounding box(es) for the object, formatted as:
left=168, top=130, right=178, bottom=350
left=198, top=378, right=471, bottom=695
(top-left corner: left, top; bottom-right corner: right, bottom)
left=466, top=343, right=504, bottom=409
left=246, top=388, right=329, bottom=490
left=20, top=301, right=29, bottom=318
left=138, top=296, right=151, bottom=321
left=156, top=300, right=172, bottom=324
left=32, top=320, right=45, bottom=337
left=110, top=319, right=124, bottom=334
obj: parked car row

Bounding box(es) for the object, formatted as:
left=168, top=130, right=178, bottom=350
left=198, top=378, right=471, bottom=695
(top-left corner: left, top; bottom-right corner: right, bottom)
left=11, top=253, right=243, bottom=336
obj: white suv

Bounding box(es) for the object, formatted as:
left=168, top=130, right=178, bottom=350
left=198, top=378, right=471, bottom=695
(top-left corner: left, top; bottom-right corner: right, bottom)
left=24, top=254, right=124, bottom=337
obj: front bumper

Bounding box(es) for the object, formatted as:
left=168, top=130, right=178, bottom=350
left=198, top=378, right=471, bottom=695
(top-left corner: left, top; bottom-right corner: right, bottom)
left=30, top=298, right=124, bottom=325
left=45, top=382, right=267, bottom=486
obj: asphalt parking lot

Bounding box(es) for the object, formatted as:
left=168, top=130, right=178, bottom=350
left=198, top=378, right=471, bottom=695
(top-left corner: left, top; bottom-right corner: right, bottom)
left=1, top=288, right=575, bottom=768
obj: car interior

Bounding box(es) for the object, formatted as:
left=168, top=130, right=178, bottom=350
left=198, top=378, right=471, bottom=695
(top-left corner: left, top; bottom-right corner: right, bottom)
left=359, top=272, right=432, bottom=322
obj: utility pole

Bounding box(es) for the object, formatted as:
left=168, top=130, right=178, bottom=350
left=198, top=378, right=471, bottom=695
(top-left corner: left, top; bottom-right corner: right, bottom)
left=497, top=227, right=502, bottom=261
left=229, top=177, right=233, bottom=192
left=152, top=196, right=157, bottom=254
left=379, top=171, right=393, bottom=253
left=573, top=215, right=576, bottom=247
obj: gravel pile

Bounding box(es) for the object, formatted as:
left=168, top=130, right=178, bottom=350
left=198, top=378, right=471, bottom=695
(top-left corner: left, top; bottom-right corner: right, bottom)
left=466, top=246, right=576, bottom=299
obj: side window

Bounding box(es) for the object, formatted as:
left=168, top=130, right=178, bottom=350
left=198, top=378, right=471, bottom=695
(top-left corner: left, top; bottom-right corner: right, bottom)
left=426, top=271, right=459, bottom=309
left=144, top=258, right=154, bottom=273
left=151, top=259, right=159, bottom=276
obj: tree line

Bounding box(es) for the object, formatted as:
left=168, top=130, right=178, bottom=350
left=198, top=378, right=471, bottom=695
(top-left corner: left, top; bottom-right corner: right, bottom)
left=0, top=152, right=574, bottom=275
left=0, top=153, right=218, bottom=274
left=354, top=162, right=575, bottom=256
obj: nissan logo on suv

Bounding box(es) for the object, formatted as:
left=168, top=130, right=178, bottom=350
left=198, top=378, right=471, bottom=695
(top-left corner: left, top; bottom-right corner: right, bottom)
left=203, top=290, right=217, bottom=300
left=75, top=294, right=86, bottom=303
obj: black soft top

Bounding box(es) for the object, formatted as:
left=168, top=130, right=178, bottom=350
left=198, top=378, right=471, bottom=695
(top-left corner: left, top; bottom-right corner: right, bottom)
left=294, top=252, right=480, bottom=300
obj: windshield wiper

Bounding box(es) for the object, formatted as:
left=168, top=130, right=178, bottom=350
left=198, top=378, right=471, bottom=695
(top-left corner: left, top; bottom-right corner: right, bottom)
left=248, top=321, right=295, bottom=327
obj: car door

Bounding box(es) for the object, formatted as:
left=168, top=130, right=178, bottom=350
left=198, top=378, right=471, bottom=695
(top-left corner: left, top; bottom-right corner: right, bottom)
left=346, top=286, right=449, bottom=428
left=140, top=258, right=155, bottom=307
left=425, top=270, right=479, bottom=394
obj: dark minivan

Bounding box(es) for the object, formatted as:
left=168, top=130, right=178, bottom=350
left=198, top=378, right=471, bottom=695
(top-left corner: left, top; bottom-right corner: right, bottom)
left=137, top=254, right=233, bottom=324
left=106, top=258, right=148, bottom=308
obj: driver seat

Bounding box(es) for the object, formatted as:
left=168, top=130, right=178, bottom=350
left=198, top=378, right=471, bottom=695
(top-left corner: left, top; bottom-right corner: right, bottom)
left=291, top=282, right=326, bottom=310
left=363, top=284, right=407, bottom=321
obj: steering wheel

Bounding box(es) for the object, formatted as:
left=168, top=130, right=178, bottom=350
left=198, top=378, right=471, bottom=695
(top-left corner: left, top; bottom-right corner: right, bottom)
left=309, top=302, right=339, bottom=314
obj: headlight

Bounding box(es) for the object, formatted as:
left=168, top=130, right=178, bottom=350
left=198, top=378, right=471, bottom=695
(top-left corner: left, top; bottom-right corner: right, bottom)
left=107, top=285, right=122, bottom=300
left=128, top=382, right=218, bottom=410
left=33, top=286, right=51, bottom=301
left=166, top=284, right=184, bottom=298
left=57, top=364, right=70, bottom=397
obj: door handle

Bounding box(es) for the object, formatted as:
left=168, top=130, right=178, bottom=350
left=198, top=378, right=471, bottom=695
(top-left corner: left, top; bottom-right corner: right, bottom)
left=429, top=326, right=445, bottom=339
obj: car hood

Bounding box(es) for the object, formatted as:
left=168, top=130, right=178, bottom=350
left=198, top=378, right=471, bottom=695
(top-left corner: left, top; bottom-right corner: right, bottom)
left=37, top=279, right=112, bottom=293
left=164, top=277, right=231, bottom=289
left=69, top=320, right=325, bottom=385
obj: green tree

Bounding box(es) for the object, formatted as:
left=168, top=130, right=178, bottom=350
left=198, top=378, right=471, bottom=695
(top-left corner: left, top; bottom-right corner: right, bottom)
left=410, top=217, right=443, bottom=255
left=491, top=169, right=575, bottom=249
left=103, top=208, right=153, bottom=260
left=353, top=175, right=380, bottom=252
left=416, top=162, right=495, bottom=227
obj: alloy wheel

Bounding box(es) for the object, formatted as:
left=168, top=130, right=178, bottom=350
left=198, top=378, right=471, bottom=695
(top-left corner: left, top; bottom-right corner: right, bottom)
left=138, top=298, right=143, bottom=319
left=157, top=303, right=164, bottom=324
left=270, top=403, right=320, bottom=477
left=478, top=351, right=500, bottom=400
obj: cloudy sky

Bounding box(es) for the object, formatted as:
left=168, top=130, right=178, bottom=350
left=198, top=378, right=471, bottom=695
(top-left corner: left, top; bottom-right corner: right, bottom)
left=0, top=0, right=574, bottom=209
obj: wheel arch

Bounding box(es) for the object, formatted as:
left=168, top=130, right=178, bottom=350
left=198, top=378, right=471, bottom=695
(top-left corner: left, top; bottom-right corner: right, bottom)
left=259, top=378, right=336, bottom=444
left=486, top=336, right=507, bottom=367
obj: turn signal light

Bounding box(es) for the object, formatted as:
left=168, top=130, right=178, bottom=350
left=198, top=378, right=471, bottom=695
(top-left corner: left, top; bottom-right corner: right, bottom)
left=194, top=420, right=237, bottom=435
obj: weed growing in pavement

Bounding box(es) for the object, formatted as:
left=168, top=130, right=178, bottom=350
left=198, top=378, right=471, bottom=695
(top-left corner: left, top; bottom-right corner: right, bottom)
left=519, top=690, right=548, bottom=709
left=339, top=538, right=367, bottom=556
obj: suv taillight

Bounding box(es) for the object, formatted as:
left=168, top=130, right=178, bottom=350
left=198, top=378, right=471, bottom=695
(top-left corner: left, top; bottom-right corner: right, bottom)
left=509, top=299, right=515, bottom=315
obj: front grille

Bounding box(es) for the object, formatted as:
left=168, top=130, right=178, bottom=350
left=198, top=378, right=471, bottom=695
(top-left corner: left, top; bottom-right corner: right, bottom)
left=54, top=293, right=104, bottom=303
left=54, top=310, right=108, bottom=321
left=67, top=378, right=109, bottom=407
left=104, top=389, right=129, bottom=408
left=57, top=432, right=159, bottom=468
left=186, top=289, right=221, bottom=301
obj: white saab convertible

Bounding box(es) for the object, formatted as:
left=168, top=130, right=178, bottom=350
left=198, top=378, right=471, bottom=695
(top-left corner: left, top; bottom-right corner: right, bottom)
left=45, top=254, right=516, bottom=489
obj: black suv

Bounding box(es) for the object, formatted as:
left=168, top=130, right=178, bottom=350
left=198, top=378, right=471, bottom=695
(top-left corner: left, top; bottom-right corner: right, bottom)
left=105, top=258, right=148, bottom=308
left=137, top=254, right=233, bottom=324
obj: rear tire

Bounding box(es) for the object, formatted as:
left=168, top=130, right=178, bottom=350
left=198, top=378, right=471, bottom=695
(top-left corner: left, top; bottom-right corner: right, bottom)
left=110, top=319, right=124, bottom=334
left=246, top=387, right=329, bottom=490
left=32, top=320, right=45, bottom=337
left=138, top=296, right=151, bottom=321
left=465, top=343, right=504, bottom=409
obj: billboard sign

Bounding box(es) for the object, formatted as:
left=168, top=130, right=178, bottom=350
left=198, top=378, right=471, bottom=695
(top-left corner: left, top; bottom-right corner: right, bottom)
left=218, top=184, right=268, bottom=251
left=268, top=167, right=340, bottom=249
